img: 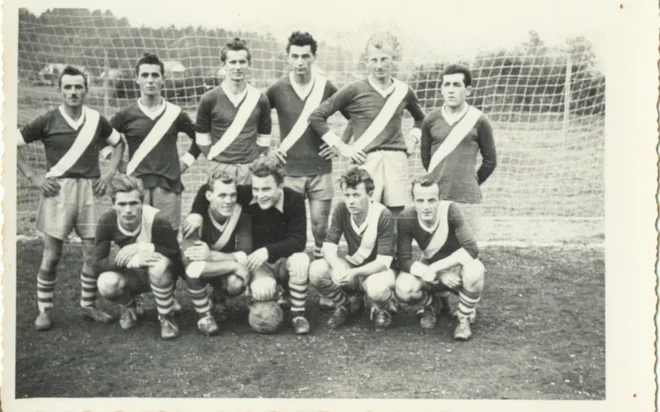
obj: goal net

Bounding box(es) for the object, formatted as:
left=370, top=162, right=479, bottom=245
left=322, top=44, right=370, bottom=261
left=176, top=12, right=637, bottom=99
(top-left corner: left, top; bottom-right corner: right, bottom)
left=16, top=9, right=605, bottom=244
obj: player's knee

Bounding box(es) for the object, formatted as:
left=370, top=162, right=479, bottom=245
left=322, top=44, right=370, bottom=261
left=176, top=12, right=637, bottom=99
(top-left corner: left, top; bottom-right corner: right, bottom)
left=41, top=248, right=62, bottom=271
left=311, top=218, right=328, bottom=243
left=234, top=263, right=250, bottom=281
left=97, top=272, right=125, bottom=298
left=148, top=257, right=173, bottom=286
left=225, top=275, right=245, bottom=297
left=250, top=276, right=277, bottom=301
left=364, top=272, right=395, bottom=303
left=394, top=272, right=423, bottom=302
left=462, top=259, right=485, bottom=290
left=308, top=259, right=331, bottom=286
left=185, top=277, right=205, bottom=290
left=286, top=253, right=310, bottom=282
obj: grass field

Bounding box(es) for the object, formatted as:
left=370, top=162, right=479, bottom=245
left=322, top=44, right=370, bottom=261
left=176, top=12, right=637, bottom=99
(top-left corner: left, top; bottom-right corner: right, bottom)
left=14, top=240, right=605, bottom=400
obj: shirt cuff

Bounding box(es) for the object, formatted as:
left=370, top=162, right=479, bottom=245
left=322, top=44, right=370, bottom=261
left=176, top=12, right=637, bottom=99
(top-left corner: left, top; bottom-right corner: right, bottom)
left=232, top=251, right=248, bottom=266
left=181, top=152, right=196, bottom=167
left=375, top=255, right=393, bottom=269
left=321, top=131, right=342, bottom=148
left=106, top=129, right=121, bottom=146
left=257, top=135, right=271, bottom=147
left=197, top=132, right=212, bottom=146
left=186, top=261, right=206, bottom=278
left=410, top=261, right=429, bottom=278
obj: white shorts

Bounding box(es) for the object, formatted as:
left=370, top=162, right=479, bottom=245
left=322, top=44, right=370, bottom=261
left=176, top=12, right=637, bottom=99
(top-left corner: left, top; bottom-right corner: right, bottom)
left=358, top=150, right=409, bottom=207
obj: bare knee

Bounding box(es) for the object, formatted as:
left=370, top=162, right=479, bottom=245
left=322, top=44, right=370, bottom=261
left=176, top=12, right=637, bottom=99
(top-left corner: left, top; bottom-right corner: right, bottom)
left=462, top=259, right=485, bottom=291
left=225, top=275, right=245, bottom=296
left=311, top=218, right=328, bottom=245
left=394, top=272, right=423, bottom=302
left=148, top=256, right=173, bottom=286
left=308, top=259, right=330, bottom=286
left=364, top=271, right=395, bottom=303
left=97, top=272, right=126, bottom=299
left=286, top=252, right=310, bottom=283
left=41, top=243, right=63, bottom=272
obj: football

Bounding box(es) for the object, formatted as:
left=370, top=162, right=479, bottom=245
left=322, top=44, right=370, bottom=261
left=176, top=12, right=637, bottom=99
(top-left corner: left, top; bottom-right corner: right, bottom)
left=248, top=300, right=284, bottom=334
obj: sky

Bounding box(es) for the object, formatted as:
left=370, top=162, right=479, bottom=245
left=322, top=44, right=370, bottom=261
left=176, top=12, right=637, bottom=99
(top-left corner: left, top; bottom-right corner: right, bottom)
left=22, top=0, right=614, bottom=65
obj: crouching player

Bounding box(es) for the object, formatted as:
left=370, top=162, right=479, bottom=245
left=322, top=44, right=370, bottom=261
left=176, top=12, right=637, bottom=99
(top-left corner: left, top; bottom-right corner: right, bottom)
left=92, top=175, right=182, bottom=340
left=309, top=168, right=397, bottom=331
left=395, top=175, right=485, bottom=340
left=180, top=170, right=252, bottom=335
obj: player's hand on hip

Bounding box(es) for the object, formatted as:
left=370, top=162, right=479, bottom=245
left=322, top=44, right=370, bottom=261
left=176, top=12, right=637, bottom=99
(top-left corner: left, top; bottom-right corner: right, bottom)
left=93, top=173, right=113, bottom=197
left=247, top=248, right=269, bottom=272
left=318, top=143, right=338, bottom=160
left=117, top=160, right=128, bottom=174
left=184, top=241, right=210, bottom=261
left=272, top=148, right=287, bottom=164
left=181, top=214, right=203, bottom=238
left=115, top=243, right=141, bottom=267
left=405, top=134, right=417, bottom=156
left=337, top=143, right=367, bottom=165
left=439, top=270, right=461, bottom=290
left=40, top=176, right=61, bottom=197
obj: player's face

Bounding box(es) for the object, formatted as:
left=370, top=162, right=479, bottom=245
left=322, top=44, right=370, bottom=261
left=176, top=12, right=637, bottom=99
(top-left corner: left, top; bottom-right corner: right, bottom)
left=206, top=180, right=238, bottom=218
left=223, top=50, right=251, bottom=82
left=365, top=45, right=394, bottom=81
left=441, top=73, right=471, bottom=108
left=412, top=184, right=441, bottom=223
left=343, top=183, right=371, bottom=217
left=113, top=190, right=143, bottom=230
left=59, top=75, right=87, bottom=108
left=136, top=64, right=164, bottom=98
left=288, top=45, right=315, bottom=76
left=251, top=174, right=282, bottom=210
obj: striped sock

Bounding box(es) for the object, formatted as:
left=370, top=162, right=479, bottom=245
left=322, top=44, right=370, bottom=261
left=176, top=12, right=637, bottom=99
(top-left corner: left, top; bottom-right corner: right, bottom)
left=37, top=271, right=56, bottom=312
left=109, top=288, right=135, bottom=307
left=188, top=286, right=212, bottom=316
left=288, top=279, right=308, bottom=316
left=373, top=289, right=396, bottom=312
left=457, top=289, right=481, bottom=318
left=151, top=284, right=175, bottom=317
left=317, top=280, right=347, bottom=308
left=80, top=272, right=98, bottom=308
left=313, top=246, right=323, bottom=260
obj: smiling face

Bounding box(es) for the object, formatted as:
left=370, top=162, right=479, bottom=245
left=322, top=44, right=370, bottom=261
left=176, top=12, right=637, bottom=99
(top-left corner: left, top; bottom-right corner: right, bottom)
left=206, top=179, right=238, bottom=219
left=223, top=49, right=251, bottom=82
left=59, top=74, right=87, bottom=109
left=136, top=63, right=164, bottom=98
left=412, top=183, right=441, bottom=225
left=251, top=174, right=282, bottom=210
left=365, top=44, right=394, bottom=81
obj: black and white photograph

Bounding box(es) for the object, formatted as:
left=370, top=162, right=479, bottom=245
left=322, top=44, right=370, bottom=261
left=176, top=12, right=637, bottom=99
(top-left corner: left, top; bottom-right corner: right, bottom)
left=1, top=0, right=657, bottom=410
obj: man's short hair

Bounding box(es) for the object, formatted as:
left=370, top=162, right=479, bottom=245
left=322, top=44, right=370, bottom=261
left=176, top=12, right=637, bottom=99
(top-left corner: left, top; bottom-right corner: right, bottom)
left=58, top=65, right=88, bottom=90
left=109, top=174, right=145, bottom=203
left=135, top=52, right=165, bottom=76
left=286, top=31, right=318, bottom=55
left=411, top=175, right=442, bottom=199
left=250, top=155, right=284, bottom=185
left=442, top=63, right=473, bottom=87
left=365, top=32, right=401, bottom=61
left=206, top=170, right=236, bottom=192
left=339, top=167, right=375, bottom=193
left=221, top=38, right=252, bottom=63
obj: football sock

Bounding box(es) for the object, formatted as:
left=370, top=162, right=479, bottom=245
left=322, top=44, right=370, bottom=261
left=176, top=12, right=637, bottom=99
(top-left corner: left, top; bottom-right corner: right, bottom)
left=188, top=286, right=212, bottom=316
left=80, top=272, right=98, bottom=308
left=313, top=246, right=323, bottom=259
left=37, top=270, right=56, bottom=312
left=457, top=289, right=480, bottom=318
left=288, top=279, right=308, bottom=316
left=151, top=283, right=175, bottom=317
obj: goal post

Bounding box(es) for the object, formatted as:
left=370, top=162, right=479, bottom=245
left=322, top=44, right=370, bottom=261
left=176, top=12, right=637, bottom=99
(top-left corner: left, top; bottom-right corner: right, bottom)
left=16, top=9, right=605, bottom=244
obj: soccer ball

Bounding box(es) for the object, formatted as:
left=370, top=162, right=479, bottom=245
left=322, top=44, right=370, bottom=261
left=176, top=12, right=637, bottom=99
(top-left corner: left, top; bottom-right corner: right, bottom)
left=248, top=301, right=284, bottom=334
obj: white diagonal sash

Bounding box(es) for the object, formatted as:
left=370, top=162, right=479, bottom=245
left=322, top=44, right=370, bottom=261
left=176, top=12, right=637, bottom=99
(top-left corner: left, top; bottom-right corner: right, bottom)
left=136, top=205, right=159, bottom=243
left=45, top=107, right=100, bottom=178
left=279, top=75, right=327, bottom=153
left=345, top=201, right=387, bottom=266
left=427, top=106, right=482, bottom=173
left=126, top=102, right=181, bottom=176
left=420, top=201, right=451, bottom=260
left=208, top=85, right=261, bottom=160
left=211, top=204, right=243, bottom=251
left=353, top=79, right=408, bottom=151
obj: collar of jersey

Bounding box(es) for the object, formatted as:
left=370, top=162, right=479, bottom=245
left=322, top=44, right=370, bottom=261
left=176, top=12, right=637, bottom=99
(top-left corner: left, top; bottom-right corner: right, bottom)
left=289, top=72, right=316, bottom=101
left=59, top=105, right=86, bottom=130
left=368, top=75, right=396, bottom=98
left=221, top=81, right=248, bottom=108
left=117, top=218, right=142, bottom=237
left=137, top=97, right=167, bottom=120
left=441, top=103, right=470, bottom=126
left=208, top=207, right=230, bottom=232
left=250, top=191, right=285, bottom=213
left=350, top=201, right=374, bottom=235
left=417, top=207, right=442, bottom=234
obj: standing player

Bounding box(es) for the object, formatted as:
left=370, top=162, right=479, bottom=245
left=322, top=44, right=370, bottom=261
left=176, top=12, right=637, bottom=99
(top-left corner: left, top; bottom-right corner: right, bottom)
left=17, top=65, right=124, bottom=331
left=186, top=156, right=311, bottom=334
left=308, top=32, right=426, bottom=217
left=180, top=170, right=252, bottom=335
left=93, top=175, right=182, bottom=340
left=195, top=38, right=272, bottom=184
left=420, top=63, right=497, bottom=240
left=308, top=168, right=397, bottom=331
left=110, top=53, right=201, bottom=233
left=266, top=31, right=343, bottom=261
left=395, top=175, right=485, bottom=340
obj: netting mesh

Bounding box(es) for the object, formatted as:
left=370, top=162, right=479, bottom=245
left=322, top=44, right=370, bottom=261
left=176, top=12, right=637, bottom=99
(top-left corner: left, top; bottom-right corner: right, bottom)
left=16, top=8, right=605, bottom=244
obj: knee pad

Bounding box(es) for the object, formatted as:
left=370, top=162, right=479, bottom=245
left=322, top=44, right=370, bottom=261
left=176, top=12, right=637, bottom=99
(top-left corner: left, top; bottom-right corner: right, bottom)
left=147, top=255, right=171, bottom=279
